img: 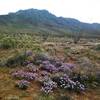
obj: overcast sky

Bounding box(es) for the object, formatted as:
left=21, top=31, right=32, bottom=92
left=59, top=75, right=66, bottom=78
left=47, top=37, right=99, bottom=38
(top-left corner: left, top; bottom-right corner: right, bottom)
left=0, top=0, right=100, bottom=23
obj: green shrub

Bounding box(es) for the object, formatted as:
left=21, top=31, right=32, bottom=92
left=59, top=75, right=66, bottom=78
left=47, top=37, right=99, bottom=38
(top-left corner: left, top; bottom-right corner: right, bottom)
left=0, top=37, right=17, bottom=49
left=15, top=80, right=30, bottom=90
left=37, top=94, right=55, bottom=100
left=5, top=51, right=27, bottom=67
left=95, top=73, right=100, bottom=84
left=32, top=44, right=44, bottom=53
left=33, top=53, right=49, bottom=65
left=56, top=95, right=72, bottom=100
left=95, top=44, right=100, bottom=51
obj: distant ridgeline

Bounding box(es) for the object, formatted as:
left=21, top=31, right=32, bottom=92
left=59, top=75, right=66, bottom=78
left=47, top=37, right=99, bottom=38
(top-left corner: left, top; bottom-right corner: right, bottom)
left=0, top=8, right=100, bottom=38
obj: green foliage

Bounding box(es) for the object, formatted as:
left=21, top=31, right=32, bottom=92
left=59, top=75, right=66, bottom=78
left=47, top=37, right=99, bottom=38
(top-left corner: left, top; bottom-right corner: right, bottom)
left=95, top=44, right=100, bottom=51
left=95, top=73, right=100, bottom=84
left=0, top=37, right=17, bottom=49
left=32, top=44, right=44, bottom=53
left=56, top=94, right=72, bottom=100
left=15, top=80, right=30, bottom=90
left=72, top=73, right=100, bottom=88
left=37, top=93, right=55, bottom=100
left=5, top=51, right=27, bottom=67
left=33, top=53, right=49, bottom=65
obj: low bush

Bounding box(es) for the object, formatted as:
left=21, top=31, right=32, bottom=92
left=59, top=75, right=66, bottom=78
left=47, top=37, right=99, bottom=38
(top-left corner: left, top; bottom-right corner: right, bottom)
left=56, top=95, right=72, bottom=100
left=10, top=52, right=85, bottom=94
left=0, top=37, right=17, bottom=49
left=53, top=74, right=85, bottom=92
left=37, top=93, right=55, bottom=100
left=5, top=51, right=28, bottom=67
left=95, top=73, right=100, bottom=84
left=95, top=44, right=100, bottom=51
left=15, top=80, right=30, bottom=90
left=33, top=53, right=49, bottom=65
left=41, top=61, right=58, bottom=73
left=71, top=73, right=100, bottom=88
left=41, top=79, right=57, bottom=94
left=12, top=70, right=37, bottom=80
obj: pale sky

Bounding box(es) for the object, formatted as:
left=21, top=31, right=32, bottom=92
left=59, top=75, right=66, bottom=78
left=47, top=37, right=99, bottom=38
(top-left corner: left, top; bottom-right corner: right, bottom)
left=0, top=0, right=100, bottom=23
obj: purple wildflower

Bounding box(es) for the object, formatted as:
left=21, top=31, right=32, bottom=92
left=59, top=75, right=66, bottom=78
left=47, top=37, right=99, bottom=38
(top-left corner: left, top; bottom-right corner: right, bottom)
left=41, top=80, right=57, bottom=94
left=26, top=63, right=38, bottom=72
left=26, top=50, right=33, bottom=56
left=12, top=70, right=37, bottom=80
left=16, top=80, right=30, bottom=90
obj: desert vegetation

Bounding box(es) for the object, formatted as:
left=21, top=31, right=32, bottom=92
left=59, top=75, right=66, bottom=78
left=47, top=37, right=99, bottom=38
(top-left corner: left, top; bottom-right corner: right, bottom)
left=0, top=32, right=100, bottom=100
left=0, top=7, right=100, bottom=100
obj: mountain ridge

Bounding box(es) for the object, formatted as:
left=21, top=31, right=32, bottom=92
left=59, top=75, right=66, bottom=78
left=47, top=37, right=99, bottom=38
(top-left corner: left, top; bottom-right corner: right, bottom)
left=0, top=8, right=100, bottom=38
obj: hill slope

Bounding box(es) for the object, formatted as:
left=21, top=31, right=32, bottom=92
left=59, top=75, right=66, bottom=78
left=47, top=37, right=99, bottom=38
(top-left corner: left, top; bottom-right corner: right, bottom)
left=0, top=8, right=100, bottom=38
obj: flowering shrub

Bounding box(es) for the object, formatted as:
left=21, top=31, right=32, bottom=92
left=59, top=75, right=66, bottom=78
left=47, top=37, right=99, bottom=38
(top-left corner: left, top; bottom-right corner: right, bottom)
left=23, top=61, right=32, bottom=66
left=11, top=52, right=86, bottom=93
left=34, top=53, right=49, bottom=65
left=41, top=61, right=57, bottom=73
left=49, top=58, right=57, bottom=65
left=12, top=70, right=37, bottom=80
left=71, top=74, right=89, bottom=86
left=38, top=76, right=50, bottom=83
left=15, top=80, right=30, bottom=90
left=64, top=63, right=75, bottom=69
left=40, top=71, right=49, bottom=77
left=58, top=63, right=75, bottom=72
left=75, top=81, right=85, bottom=92
left=26, top=50, right=33, bottom=56
left=41, top=79, right=57, bottom=94
left=54, top=61, right=62, bottom=68
left=53, top=74, right=85, bottom=92
left=26, top=63, right=38, bottom=72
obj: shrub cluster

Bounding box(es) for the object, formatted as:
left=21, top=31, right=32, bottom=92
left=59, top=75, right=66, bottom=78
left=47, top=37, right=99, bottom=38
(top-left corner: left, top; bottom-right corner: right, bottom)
left=5, top=51, right=32, bottom=67
left=52, top=74, right=85, bottom=92
left=11, top=53, right=86, bottom=94
left=0, top=37, right=17, bottom=49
